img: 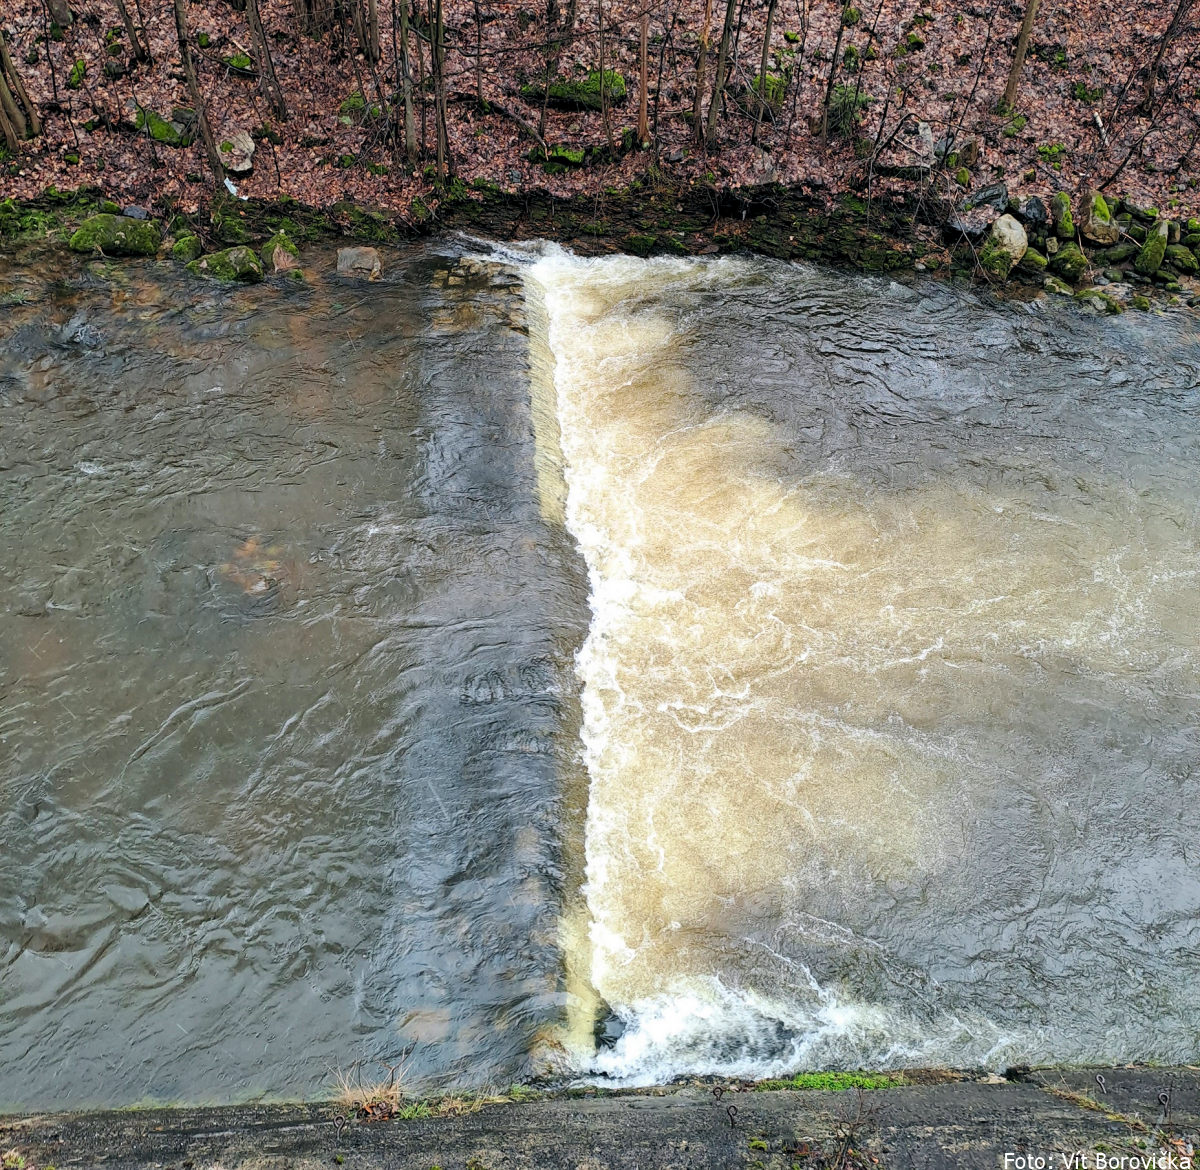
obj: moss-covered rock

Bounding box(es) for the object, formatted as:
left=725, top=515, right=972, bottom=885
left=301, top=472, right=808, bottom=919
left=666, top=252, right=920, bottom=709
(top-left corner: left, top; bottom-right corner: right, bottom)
left=1043, top=274, right=1074, bottom=296
left=1134, top=221, right=1168, bottom=275
left=520, top=69, right=627, bottom=111
left=1184, top=232, right=1200, bottom=250
left=626, top=233, right=657, bottom=257
left=1016, top=247, right=1047, bottom=273
left=1048, top=240, right=1087, bottom=283
left=543, top=144, right=585, bottom=172
left=186, top=245, right=263, bottom=282
left=69, top=213, right=161, bottom=256
left=1100, top=242, right=1138, bottom=264
left=1050, top=191, right=1074, bottom=240
left=1130, top=294, right=1151, bottom=310
left=134, top=106, right=192, bottom=147
left=1122, top=199, right=1158, bottom=222
left=261, top=231, right=300, bottom=272
left=171, top=233, right=203, bottom=262
left=979, top=213, right=1027, bottom=279
left=1077, top=189, right=1117, bottom=244
left=1074, top=287, right=1123, bottom=314
left=1128, top=221, right=1147, bottom=243
left=1164, top=244, right=1198, bottom=274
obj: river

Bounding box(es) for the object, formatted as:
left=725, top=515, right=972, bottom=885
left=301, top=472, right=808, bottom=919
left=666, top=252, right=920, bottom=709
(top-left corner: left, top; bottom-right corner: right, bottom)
left=1, top=240, right=1198, bottom=1110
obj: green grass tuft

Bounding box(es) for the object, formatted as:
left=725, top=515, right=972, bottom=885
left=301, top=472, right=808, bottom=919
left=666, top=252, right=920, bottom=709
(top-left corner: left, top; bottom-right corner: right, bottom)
left=755, top=1071, right=906, bottom=1092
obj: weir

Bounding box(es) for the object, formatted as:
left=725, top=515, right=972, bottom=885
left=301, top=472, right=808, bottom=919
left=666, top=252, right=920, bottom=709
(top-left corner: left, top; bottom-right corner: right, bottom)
left=525, top=247, right=1200, bottom=1083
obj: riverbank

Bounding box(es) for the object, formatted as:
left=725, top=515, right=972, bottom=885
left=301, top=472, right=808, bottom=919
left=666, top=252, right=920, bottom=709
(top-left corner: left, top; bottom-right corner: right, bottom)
left=4, top=1068, right=1198, bottom=1169
left=3, top=177, right=1200, bottom=314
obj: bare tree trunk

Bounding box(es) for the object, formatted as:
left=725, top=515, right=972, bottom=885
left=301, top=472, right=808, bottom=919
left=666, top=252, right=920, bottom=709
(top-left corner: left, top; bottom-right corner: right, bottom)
left=0, top=31, right=41, bottom=135
left=652, top=1, right=674, bottom=158
left=173, top=0, right=226, bottom=183
left=1002, top=0, right=1041, bottom=112
left=473, top=0, right=485, bottom=105
left=0, top=87, right=21, bottom=149
left=367, top=0, right=380, bottom=61
left=112, top=0, right=151, bottom=62
left=752, top=0, right=777, bottom=143
left=431, top=0, right=450, bottom=177
left=819, top=12, right=848, bottom=140
left=598, top=0, right=616, bottom=152
left=0, top=70, right=28, bottom=140
left=704, top=0, right=737, bottom=148
left=247, top=0, right=288, bottom=120
left=1143, top=0, right=1196, bottom=112
left=397, top=0, right=417, bottom=161
left=637, top=11, right=649, bottom=144
left=692, top=0, right=713, bottom=141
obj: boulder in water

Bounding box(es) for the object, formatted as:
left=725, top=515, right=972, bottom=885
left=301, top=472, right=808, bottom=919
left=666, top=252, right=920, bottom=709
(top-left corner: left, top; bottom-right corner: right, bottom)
left=337, top=246, right=382, bottom=280
left=1074, top=287, right=1123, bottom=314
left=187, top=245, right=264, bottom=282
left=171, top=234, right=203, bottom=262
left=262, top=232, right=300, bottom=273
left=68, top=213, right=161, bottom=256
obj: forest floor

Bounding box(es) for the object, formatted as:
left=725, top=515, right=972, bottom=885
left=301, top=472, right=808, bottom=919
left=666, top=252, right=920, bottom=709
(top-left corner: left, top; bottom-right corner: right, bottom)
left=4, top=1067, right=1200, bottom=1170
left=1, top=0, right=1198, bottom=229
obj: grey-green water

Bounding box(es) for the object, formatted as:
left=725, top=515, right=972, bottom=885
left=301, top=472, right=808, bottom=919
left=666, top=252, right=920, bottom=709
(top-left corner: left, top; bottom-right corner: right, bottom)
left=2, top=241, right=1200, bottom=1110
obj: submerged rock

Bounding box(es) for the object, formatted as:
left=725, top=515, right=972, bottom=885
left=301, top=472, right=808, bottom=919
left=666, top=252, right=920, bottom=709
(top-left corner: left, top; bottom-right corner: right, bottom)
left=1074, top=287, right=1123, bottom=314
left=1134, top=221, right=1169, bottom=275
left=68, top=213, right=161, bottom=256
left=187, top=245, right=264, bottom=282
left=1077, top=189, right=1118, bottom=245
left=337, top=246, right=382, bottom=280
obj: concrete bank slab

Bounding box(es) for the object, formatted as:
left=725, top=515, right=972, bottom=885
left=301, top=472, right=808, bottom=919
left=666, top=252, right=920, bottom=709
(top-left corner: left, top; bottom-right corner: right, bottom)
left=4, top=1071, right=1199, bottom=1170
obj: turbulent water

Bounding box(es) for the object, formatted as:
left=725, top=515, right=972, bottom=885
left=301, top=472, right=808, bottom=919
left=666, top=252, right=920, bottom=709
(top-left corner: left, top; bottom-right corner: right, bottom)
left=1, top=239, right=1199, bottom=1111
left=527, top=250, right=1200, bottom=1084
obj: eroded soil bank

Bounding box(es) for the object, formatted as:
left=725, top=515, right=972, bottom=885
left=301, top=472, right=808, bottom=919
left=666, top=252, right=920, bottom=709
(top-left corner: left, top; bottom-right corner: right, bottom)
left=4, top=1068, right=1199, bottom=1169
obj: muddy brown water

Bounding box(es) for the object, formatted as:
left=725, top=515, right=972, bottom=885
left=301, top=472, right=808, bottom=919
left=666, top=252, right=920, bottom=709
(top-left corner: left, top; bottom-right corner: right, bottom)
left=1, top=240, right=1199, bottom=1110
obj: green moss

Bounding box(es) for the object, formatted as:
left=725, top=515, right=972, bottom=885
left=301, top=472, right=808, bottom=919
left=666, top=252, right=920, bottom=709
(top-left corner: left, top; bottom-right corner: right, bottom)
left=171, top=233, right=203, bottom=261
left=261, top=231, right=299, bottom=267
left=1002, top=114, right=1027, bottom=137
left=1050, top=191, right=1074, bottom=239
left=66, top=59, right=86, bottom=89
left=1074, top=287, right=1123, bottom=314
left=979, top=238, right=1015, bottom=280
left=1134, top=223, right=1168, bottom=274
left=1102, top=242, right=1137, bottom=263
left=627, top=232, right=657, bottom=256
left=752, top=71, right=786, bottom=108
left=1016, top=247, right=1047, bottom=273
left=224, top=52, right=253, bottom=70
left=520, top=69, right=627, bottom=111
left=68, top=213, right=161, bottom=256
left=186, top=245, right=264, bottom=282
left=783, top=29, right=799, bottom=42
left=1164, top=243, right=1198, bottom=273
left=1043, top=274, right=1073, bottom=296
left=547, top=144, right=585, bottom=166
left=1049, top=241, right=1087, bottom=282
left=197, top=31, right=210, bottom=47
left=755, top=1072, right=906, bottom=1092
left=954, top=166, right=970, bottom=187
left=842, top=5, right=861, bottom=25
left=134, top=106, right=190, bottom=147
left=1131, top=294, right=1151, bottom=310
left=1072, top=80, right=1102, bottom=103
